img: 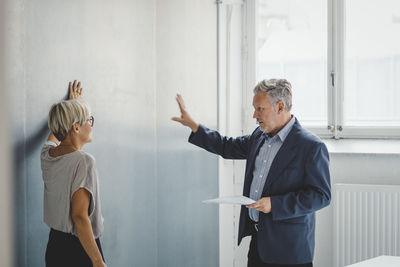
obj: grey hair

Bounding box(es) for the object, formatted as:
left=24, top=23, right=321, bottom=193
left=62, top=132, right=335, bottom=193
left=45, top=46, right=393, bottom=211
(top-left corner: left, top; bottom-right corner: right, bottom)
left=48, top=99, right=90, bottom=141
left=253, top=79, right=292, bottom=111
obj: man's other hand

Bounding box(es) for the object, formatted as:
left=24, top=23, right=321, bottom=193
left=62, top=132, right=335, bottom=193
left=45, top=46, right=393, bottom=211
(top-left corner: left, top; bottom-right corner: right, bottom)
left=247, top=197, right=272, bottom=214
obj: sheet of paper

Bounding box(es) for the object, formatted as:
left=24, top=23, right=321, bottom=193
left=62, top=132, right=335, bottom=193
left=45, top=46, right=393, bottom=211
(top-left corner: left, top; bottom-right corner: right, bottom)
left=202, top=195, right=256, bottom=205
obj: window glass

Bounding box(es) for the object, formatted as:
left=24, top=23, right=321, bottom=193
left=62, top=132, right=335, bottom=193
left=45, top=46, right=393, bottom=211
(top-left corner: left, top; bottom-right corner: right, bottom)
left=256, top=0, right=328, bottom=126
left=344, top=0, right=400, bottom=126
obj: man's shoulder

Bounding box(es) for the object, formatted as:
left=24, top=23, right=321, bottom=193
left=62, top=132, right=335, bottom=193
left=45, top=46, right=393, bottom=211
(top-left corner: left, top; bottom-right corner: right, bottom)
left=293, top=122, right=325, bottom=147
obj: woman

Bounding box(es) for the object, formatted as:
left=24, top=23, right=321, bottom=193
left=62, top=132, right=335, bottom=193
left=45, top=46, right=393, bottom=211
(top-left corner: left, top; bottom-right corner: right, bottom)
left=40, top=81, right=106, bottom=267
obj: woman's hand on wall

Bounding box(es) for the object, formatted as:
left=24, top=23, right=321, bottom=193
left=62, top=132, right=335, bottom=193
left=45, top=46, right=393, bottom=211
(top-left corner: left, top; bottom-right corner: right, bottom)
left=69, top=80, right=83, bottom=100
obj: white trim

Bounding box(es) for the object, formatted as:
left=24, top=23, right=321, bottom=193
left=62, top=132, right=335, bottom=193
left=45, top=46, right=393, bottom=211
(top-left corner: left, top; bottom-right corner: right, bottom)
left=242, top=0, right=257, bottom=134
left=225, top=5, right=233, bottom=135
left=338, top=126, right=400, bottom=139
left=334, top=0, right=343, bottom=138
left=217, top=1, right=245, bottom=267
left=306, top=125, right=400, bottom=140
left=335, top=0, right=346, bottom=138
left=216, top=3, right=232, bottom=267
left=324, top=139, right=400, bottom=155
left=218, top=0, right=244, bottom=5
left=327, top=0, right=335, bottom=137
left=304, top=126, right=334, bottom=139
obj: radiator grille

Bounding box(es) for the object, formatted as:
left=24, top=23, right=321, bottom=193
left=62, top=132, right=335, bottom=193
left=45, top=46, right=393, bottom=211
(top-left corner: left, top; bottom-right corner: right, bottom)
left=334, top=184, right=400, bottom=267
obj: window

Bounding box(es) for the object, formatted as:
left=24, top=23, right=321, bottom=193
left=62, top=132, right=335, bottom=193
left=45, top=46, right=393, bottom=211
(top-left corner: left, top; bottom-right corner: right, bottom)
left=343, top=0, right=400, bottom=127
left=243, top=0, right=400, bottom=138
left=256, top=0, right=327, bottom=126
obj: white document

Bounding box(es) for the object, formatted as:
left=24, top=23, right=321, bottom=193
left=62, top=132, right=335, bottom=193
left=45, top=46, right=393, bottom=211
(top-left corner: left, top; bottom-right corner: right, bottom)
left=202, top=195, right=256, bottom=205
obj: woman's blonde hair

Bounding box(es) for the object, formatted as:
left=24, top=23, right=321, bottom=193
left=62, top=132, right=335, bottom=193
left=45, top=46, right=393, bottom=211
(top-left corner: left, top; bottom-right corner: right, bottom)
left=48, top=99, right=90, bottom=141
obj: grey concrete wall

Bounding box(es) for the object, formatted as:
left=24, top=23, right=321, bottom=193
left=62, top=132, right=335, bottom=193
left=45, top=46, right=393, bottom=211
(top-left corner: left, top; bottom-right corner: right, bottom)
left=5, top=0, right=219, bottom=266
left=156, top=0, right=219, bottom=266
left=0, top=1, right=14, bottom=265
left=5, top=0, right=157, bottom=266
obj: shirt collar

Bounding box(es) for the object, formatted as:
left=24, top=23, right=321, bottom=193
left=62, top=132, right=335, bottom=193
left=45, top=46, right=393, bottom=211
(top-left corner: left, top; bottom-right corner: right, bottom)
left=263, top=115, right=295, bottom=142
left=276, top=115, right=295, bottom=142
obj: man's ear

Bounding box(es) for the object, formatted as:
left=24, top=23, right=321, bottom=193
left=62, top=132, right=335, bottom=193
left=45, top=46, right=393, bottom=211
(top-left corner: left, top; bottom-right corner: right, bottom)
left=277, top=101, right=285, bottom=113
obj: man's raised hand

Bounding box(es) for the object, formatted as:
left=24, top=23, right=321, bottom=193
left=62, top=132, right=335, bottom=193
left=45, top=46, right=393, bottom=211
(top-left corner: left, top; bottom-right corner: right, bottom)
left=171, top=94, right=199, bottom=133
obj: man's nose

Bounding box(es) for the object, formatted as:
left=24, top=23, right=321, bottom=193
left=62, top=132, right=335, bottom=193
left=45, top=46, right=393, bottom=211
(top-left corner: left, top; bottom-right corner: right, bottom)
left=253, top=111, right=257, bottom=119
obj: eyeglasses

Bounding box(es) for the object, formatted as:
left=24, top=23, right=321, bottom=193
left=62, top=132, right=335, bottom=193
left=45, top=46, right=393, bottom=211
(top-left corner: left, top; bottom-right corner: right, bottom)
left=88, top=116, right=94, bottom=127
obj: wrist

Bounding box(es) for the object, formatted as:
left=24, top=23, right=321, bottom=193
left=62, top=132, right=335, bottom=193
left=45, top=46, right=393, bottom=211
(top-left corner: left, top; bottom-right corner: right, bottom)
left=191, top=122, right=199, bottom=133
left=92, top=257, right=104, bottom=265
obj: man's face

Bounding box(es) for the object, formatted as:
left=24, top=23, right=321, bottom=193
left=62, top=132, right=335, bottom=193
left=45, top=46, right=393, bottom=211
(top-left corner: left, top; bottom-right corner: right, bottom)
left=252, top=91, right=279, bottom=133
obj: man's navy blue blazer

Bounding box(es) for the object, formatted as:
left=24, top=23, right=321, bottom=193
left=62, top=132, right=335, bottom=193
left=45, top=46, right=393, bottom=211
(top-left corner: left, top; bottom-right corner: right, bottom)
left=189, top=118, right=331, bottom=264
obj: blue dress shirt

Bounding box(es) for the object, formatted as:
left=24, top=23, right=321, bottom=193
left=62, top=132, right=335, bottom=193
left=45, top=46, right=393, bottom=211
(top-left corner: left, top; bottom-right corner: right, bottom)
left=249, top=116, right=296, bottom=222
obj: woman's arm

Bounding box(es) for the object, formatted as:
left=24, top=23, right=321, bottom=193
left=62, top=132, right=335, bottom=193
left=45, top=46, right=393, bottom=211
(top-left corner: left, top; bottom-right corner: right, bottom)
left=71, top=188, right=105, bottom=267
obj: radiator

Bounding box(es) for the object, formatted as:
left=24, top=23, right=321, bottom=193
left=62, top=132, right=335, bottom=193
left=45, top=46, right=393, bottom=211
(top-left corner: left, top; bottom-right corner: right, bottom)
left=334, top=183, right=400, bottom=267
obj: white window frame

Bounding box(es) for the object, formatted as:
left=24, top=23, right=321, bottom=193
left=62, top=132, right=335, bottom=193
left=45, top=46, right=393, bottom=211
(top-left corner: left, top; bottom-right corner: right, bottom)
left=243, top=0, right=400, bottom=139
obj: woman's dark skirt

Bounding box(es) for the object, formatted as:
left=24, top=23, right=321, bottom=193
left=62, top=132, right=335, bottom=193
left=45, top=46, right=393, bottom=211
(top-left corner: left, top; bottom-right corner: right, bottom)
left=45, top=228, right=105, bottom=267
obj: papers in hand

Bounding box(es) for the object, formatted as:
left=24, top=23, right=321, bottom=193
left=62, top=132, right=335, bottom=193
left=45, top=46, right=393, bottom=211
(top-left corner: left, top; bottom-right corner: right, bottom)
left=202, top=195, right=256, bottom=205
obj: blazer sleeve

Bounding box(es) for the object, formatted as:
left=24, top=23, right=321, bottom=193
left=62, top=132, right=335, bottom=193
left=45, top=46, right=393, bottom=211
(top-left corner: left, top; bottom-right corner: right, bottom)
left=188, top=124, right=251, bottom=160
left=270, top=142, right=331, bottom=221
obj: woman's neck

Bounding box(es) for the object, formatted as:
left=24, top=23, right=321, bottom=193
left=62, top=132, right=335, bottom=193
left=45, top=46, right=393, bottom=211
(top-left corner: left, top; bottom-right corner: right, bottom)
left=59, top=139, right=81, bottom=151
left=49, top=138, right=82, bottom=157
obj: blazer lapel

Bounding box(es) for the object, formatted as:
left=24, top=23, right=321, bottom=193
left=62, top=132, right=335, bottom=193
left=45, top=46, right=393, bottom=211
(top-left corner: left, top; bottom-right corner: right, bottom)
left=262, top=121, right=301, bottom=194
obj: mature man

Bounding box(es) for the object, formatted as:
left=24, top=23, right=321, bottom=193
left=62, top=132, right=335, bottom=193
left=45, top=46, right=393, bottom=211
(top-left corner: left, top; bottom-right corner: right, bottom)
left=172, top=79, right=331, bottom=267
